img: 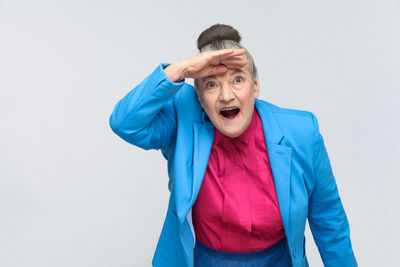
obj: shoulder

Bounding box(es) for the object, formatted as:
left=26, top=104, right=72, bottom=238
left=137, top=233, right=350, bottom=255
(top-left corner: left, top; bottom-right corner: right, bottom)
left=256, top=98, right=316, bottom=123
left=256, top=98, right=317, bottom=144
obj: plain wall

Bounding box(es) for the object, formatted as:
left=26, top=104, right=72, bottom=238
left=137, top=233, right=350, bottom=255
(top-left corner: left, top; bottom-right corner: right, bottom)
left=0, top=0, right=399, bottom=266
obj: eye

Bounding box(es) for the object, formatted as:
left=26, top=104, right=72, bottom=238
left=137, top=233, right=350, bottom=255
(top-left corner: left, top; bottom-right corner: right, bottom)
left=234, top=76, right=243, bottom=83
left=206, top=81, right=216, bottom=88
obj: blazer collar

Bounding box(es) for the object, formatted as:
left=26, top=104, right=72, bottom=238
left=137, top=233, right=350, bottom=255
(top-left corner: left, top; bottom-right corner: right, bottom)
left=254, top=99, right=284, bottom=145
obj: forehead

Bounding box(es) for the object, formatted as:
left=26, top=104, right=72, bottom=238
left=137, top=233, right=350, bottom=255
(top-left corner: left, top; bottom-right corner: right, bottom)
left=203, top=67, right=249, bottom=81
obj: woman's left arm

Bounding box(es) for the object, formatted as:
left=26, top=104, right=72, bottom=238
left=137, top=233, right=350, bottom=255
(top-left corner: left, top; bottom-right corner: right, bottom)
left=307, top=113, right=358, bottom=267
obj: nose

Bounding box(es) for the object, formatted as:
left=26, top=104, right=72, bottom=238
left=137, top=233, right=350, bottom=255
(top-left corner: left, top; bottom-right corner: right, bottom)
left=219, top=83, right=234, bottom=103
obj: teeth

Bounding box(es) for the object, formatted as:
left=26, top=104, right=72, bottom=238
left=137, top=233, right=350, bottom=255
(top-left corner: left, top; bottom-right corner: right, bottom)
left=221, top=107, right=238, bottom=111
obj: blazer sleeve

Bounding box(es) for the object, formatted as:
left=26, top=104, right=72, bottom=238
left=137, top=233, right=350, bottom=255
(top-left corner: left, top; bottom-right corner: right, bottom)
left=109, top=63, right=185, bottom=158
left=308, top=113, right=358, bottom=267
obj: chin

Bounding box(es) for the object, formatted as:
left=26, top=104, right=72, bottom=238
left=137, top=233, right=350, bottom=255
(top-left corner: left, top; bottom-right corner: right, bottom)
left=220, top=127, right=244, bottom=138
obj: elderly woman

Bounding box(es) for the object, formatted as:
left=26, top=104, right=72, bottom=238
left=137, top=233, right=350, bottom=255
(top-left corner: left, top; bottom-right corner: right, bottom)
left=109, top=24, right=357, bottom=267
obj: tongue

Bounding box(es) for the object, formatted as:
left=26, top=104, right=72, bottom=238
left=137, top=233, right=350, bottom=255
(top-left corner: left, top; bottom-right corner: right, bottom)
left=221, top=108, right=239, bottom=119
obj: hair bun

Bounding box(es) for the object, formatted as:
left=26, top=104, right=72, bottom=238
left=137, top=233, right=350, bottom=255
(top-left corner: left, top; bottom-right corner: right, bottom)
left=197, top=23, right=241, bottom=50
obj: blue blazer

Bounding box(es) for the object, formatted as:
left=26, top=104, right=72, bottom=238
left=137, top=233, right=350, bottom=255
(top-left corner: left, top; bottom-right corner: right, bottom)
left=109, top=63, right=357, bottom=267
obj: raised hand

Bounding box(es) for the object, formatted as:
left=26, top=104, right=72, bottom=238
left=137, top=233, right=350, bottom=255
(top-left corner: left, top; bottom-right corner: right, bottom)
left=164, top=49, right=247, bottom=83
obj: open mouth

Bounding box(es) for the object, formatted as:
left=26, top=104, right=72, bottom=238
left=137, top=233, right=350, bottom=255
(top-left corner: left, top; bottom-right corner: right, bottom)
left=219, top=106, right=240, bottom=120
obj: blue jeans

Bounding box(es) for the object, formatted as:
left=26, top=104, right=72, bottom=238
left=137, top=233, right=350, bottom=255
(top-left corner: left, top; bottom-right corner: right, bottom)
left=194, top=237, right=292, bottom=267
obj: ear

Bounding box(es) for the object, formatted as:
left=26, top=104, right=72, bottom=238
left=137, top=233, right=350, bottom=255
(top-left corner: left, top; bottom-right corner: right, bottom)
left=253, top=77, right=260, bottom=98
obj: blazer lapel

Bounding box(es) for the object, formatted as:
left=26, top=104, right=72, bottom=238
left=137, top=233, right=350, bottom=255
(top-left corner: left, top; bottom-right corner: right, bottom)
left=255, top=99, right=292, bottom=238
left=191, top=113, right=214, bottom=210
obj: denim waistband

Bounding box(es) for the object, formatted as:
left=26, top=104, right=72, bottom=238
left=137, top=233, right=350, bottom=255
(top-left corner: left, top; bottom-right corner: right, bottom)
left=194, top=236, right=288, bottom=261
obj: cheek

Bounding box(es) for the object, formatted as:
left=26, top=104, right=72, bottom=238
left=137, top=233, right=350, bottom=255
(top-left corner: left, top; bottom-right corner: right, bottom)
left=200, top=91, right=218, bottom=110
left=237, top=87, right=255, bottom=106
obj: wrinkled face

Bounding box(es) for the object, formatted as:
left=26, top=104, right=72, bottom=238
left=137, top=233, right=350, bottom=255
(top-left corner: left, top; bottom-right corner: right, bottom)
left=196, top=65, right=260, bottom=137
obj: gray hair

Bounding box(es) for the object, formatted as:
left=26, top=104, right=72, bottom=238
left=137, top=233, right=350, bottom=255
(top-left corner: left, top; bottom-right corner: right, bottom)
left=194, top=40, right=258, bottom=89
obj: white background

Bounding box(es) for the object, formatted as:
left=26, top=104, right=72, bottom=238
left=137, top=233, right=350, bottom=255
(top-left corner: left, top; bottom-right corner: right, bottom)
left=1, top=0, right=399, bottom=266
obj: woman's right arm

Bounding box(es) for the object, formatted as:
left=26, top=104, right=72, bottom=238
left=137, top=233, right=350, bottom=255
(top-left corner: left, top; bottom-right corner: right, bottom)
left=109, top=49, right=247, bottom=154
left=109, top=63, right=184, bottom=154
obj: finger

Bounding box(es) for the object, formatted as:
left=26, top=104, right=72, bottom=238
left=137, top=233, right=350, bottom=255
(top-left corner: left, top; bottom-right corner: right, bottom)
left=196, top=64, right=228, bottom=79
left=208, top=49, right=245, bottom=62
left=220, top=54, right=247, bottom=63
left=220, top=57, right=247, bottom=64
left=220, top=58, right=248, bottom=69
left=208, top=56, right=241, bottom=67
left=207, top=49, right=235, bottom=58
left=230, top=48, right=246, bottom=56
